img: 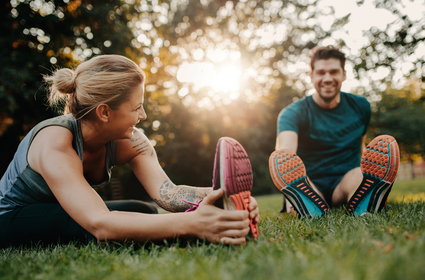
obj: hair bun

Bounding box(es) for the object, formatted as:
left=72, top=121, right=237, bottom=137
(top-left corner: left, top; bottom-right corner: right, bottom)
left=53, top=68, right=77, bottom=94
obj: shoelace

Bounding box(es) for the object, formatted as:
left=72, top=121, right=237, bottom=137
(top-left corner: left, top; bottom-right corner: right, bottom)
left=183, top=199, right=203, bottom=212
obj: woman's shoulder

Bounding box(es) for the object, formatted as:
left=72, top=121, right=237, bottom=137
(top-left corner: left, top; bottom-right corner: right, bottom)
left=27, top=123, right=77, bottom=175
left=30, top=115, right=75, bottom=147
left=33, top=114, right=76, bottom=132
left=32, top=125, right=75, bottom=153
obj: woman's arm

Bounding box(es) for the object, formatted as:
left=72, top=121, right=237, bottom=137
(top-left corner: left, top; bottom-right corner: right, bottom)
left=28, top=126, right=249, bottom=244
left=116, top=128, right=211, bottom=212
left=118, top=128, right=259, bottom=223
left=150, top=178, right=210, bottom=212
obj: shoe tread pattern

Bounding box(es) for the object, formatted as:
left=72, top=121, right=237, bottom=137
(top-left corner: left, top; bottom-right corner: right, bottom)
left=213, top=137, right=259, bottom=238
left=348, top=135, right=400, bottom=214
left=269, top=149, right=329, bottom=218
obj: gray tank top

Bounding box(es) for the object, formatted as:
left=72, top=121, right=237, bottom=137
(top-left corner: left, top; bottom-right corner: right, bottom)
left=0, top=114, right=116, bottom=215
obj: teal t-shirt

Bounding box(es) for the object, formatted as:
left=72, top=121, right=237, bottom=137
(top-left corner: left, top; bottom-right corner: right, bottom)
left=277, top=92, right=371, bottom=184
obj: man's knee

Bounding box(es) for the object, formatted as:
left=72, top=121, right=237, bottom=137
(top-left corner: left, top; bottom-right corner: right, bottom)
left=332, top=167, right=363, bottom=204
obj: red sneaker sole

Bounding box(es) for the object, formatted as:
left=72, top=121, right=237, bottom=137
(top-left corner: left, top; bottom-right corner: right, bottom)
left=213, top=137, right=259, bottom=238
left=269, top=149, right=306, bottom=191
left=361, top=135, right=399, bottom=183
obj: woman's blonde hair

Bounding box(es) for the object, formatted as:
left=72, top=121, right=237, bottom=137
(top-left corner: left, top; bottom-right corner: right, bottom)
left=44, top=55, right=145, bottom=119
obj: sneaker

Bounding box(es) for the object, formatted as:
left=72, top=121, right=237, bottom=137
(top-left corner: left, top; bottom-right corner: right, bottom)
left=269, top=150, right=329, bottom=218
left=212, top=137, right=259, bottom=238
left=347, top=135, right=400, bottom=215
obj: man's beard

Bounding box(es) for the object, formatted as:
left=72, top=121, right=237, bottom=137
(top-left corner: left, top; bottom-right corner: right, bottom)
left=318, top=91, right=338, bottom=103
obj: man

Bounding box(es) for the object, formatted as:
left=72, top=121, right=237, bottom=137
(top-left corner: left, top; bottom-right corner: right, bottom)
left=269, top=46, right=399, bottom=218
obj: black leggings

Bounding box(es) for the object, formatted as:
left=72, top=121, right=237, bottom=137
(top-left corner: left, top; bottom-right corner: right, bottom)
left=0, top=200, right=158, bottom=248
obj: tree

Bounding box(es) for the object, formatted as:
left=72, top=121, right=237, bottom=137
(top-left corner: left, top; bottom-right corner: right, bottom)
left=130, top=0, right=348, bottom=194
left=0, top=0, right=352, bottom=196
left=0, top=0, right=143, bottom=174
left=353, top=0, right=425, bottom=85
left=351, top=0, right=425, bottom=170
left=369, top=78, right=425, bottom=159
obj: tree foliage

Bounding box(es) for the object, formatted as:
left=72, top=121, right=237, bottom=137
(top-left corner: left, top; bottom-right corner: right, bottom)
left=1, top=0, right=423, bottom=197
left=0, top=0, right=142, bottom=172
left=131, top=0, right=345, bottom=193
left=352, top=0, right=425, bottom=162
left=354, top=0, right=425, bottom=84
left=369, top=79, right=425, bottom=159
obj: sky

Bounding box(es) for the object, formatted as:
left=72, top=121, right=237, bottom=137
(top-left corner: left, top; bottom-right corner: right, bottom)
left=318, top=0, right=425, bottom=92
left=320, top=0, right=424, bottom=50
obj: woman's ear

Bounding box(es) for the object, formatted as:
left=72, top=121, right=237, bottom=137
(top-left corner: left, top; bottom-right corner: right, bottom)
left=95, top=104, right=112, bottom=122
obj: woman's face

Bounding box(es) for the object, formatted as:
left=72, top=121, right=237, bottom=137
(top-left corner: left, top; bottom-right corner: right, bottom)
left=109, top=83, right=147, bottom=139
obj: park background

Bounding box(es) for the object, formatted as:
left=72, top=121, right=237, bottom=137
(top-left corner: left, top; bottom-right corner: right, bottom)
left=1, top=1, right=425, bottom=280
left=1, top=0, right=424, bottom=200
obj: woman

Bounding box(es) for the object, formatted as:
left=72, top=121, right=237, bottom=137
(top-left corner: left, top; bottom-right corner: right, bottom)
left=0, top=55, right=259, bottom=248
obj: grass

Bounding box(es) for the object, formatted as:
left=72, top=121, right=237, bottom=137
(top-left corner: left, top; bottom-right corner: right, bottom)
left=1, top=178, right=424, bottom=280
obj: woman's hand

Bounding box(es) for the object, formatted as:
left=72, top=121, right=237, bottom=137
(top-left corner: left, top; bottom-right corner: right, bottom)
left=191, top=189, right=250, bottom=245
left=248, top=196, right=260, bottom=225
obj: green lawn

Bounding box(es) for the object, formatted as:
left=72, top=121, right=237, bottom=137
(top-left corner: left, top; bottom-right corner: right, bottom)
left=1, top=178, right=424, bottom=280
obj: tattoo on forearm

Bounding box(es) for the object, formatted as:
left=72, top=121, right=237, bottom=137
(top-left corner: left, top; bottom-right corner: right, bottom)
left=153, top=179, right=208, bottom=212
left=159, top=179, right=174, bottom=201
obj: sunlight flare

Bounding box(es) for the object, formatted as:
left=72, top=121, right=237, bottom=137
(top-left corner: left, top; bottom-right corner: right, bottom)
left=176, top=49, right=243, bottom=106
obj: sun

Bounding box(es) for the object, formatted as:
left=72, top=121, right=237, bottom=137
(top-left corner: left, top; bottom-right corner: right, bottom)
left=176, top=49, right=243, bottom=107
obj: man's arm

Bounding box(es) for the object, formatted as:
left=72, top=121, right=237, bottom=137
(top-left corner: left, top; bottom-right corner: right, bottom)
left=276, top=130, right=298, bottom=153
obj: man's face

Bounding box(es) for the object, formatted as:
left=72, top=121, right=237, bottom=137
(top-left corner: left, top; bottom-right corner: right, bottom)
left=310, top=58, right=346, bottom=103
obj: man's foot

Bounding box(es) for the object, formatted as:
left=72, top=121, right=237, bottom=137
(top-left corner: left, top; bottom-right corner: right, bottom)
left=212, top=137, right=259, bottom=238
left=269, top=150, right=329, bottom=218
left=347, top=135, right=400, bottom=215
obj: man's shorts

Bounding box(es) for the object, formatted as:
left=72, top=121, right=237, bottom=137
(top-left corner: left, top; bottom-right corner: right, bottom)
left=311, top=175, right=344, bottom=204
